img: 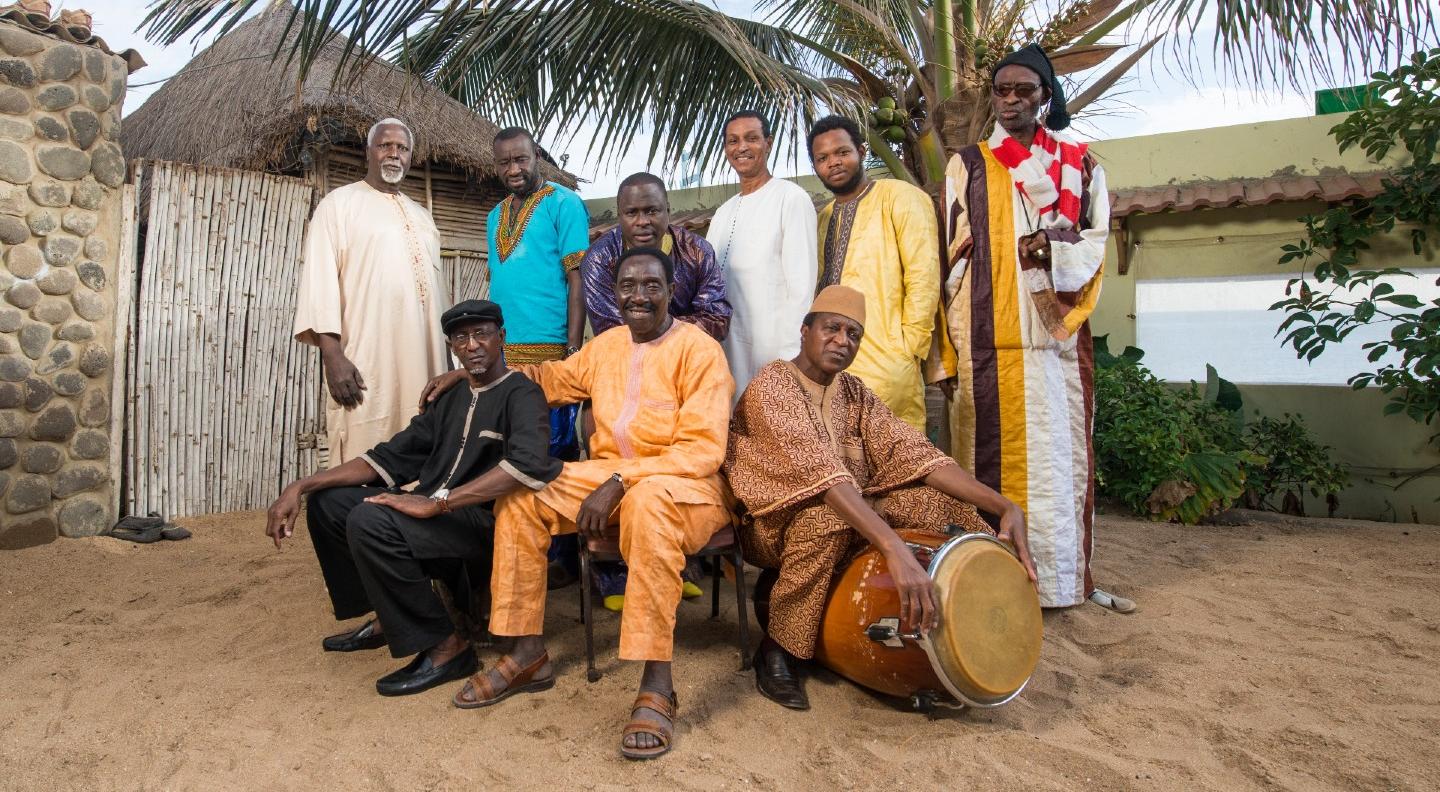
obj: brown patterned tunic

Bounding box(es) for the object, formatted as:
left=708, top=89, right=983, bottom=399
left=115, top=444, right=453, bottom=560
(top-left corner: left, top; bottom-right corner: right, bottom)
left=725, top=360, right=988, bottom=657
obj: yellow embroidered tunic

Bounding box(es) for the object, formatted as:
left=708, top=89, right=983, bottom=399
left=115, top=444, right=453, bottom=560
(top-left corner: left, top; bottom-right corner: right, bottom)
left=816, top=179, right=942, bottom=431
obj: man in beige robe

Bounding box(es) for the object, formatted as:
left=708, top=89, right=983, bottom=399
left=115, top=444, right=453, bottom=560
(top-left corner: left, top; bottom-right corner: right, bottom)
left=294, top=118, right=449, bottom=465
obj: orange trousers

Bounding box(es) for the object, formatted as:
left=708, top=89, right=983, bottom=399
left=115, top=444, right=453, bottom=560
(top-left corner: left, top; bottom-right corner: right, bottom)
left=491, top=461, right=730, bottom=661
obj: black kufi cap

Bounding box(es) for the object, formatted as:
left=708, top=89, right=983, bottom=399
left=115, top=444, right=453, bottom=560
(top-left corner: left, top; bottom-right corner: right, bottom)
left=441, top=299, right=504, bottom=334
left=993, top=43, right=1070, bottom=131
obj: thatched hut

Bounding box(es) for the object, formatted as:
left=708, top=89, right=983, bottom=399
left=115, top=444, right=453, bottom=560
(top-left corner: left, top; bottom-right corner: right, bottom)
left=121, top=4, right=574, bottom=276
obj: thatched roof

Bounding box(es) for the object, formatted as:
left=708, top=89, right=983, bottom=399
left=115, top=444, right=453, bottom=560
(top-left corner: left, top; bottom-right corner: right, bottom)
left=121, top=5, right=572, bottom=186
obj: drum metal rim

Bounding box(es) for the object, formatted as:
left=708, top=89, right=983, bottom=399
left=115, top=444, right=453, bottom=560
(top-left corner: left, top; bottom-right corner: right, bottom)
left=918, top=532, right=1036, bottom=709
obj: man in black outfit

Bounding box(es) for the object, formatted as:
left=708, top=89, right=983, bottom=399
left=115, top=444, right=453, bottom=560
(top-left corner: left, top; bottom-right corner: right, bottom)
left=265, top=299, right=561, bottom=697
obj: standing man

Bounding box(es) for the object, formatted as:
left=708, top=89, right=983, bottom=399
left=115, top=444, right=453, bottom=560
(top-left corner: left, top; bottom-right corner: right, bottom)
left=582, top=172, right=731, bottom=342
left=453, top=249, right=735, bottom=761
left=809, top=115, right=942, bottom=432
left=485, top=127, right=591, bottom=367
left=265, top=300, right=562, bottom=697
left=934, top=45, right=1131, bottom=612
left=707, top=110, right=818, bottom=399
left=295, top=118, right=448, bottom=464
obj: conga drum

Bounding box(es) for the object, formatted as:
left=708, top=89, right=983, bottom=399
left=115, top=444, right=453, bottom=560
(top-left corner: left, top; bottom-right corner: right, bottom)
left=814, top=529, right=1042, bottom=709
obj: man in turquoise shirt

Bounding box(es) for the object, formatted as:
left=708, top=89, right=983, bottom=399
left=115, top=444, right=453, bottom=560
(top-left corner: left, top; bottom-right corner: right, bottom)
left=485, top=127, right=591, bottom=366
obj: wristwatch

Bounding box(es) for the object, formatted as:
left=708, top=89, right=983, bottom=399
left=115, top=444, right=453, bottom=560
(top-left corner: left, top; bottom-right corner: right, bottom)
left=430, top=488, right=453, bottom=513
left=564, top=345, right=581, bottom=358
left=608, top=472, right=626, bottom=491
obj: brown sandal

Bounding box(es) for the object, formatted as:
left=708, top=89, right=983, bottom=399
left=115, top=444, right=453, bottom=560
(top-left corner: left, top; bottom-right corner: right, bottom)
left=620, top=690, right=678, bottom=760
left=452, top=652, right=554, bottom=709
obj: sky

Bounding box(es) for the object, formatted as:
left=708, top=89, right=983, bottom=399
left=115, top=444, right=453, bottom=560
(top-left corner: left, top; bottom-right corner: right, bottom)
left=97, top=0, right=1391, bottom=198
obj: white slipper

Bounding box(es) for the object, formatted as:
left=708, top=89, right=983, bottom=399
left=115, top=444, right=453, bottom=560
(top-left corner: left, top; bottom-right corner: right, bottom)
left=1089, top=588, right=1137, bottom=613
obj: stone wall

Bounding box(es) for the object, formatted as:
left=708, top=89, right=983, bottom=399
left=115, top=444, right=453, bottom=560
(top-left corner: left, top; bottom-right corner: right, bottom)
left=0, top=22, right=127, bottom=547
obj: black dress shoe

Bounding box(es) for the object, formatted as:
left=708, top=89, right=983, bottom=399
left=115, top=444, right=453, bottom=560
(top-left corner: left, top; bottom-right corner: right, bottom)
left=376, top=648, right=478, bottom=697
left=322, top=620, right=388, bottom=652
left=754, top=644, right=809, bottom=710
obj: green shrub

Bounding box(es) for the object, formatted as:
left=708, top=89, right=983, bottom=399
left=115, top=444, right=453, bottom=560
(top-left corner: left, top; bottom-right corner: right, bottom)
left=1241, top=414, right=1350, bottom=516
left=1092, top=338, right=1345, bottom=523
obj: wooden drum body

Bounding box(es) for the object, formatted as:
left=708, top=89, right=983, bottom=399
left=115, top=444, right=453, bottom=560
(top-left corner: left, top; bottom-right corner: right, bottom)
left=814, top=530, right=1043, bottom=708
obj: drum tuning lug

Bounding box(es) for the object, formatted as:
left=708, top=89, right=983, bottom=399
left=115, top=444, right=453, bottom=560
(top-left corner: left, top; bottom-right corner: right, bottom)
left=866, top=618, right=904, bottom=647
left=910, top=691, right=965, bottom=713
left=866, top=618, right=921, bottom=648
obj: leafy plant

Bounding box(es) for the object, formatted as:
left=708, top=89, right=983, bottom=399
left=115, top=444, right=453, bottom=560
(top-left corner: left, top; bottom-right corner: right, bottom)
left=1241, top=414, right=1350, bottom=516
left=1092, top=337, right=1258, bottom=524
left=1093, top=338, right=1345, bottom=522
left=1272, top=48, right=1440, bottom=438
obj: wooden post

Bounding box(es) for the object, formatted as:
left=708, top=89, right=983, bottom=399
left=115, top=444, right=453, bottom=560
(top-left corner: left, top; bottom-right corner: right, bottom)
left=110, top=172, right=140, bottom=522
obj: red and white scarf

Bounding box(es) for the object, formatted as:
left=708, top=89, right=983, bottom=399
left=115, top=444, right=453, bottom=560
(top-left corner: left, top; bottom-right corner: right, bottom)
left=987, top=125, right=1087, bottom=230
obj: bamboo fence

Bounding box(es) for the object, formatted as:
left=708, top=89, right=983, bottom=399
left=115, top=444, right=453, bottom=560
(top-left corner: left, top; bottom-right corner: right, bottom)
left=123, top=161, right=320, bottom=518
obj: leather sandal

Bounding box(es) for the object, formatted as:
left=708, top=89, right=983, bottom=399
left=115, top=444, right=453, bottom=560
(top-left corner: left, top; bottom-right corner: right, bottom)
left=452, top=652, right=553, bottom=709
left=620, top=690, right=678, bottom=761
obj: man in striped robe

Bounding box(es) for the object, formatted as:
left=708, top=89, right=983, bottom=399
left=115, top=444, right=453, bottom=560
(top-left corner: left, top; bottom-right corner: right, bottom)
left=932, top=45, right=1132, bottom=612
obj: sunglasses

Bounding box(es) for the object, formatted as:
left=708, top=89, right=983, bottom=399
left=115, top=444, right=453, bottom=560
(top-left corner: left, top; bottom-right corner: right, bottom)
left=992, top=82, right=1042, bottom=99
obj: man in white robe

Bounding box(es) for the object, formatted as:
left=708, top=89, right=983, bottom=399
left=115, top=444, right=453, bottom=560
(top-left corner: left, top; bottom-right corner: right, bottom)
left=706, top=110, right=818, bottom=399
left=294, top=118, right=449, bottom=465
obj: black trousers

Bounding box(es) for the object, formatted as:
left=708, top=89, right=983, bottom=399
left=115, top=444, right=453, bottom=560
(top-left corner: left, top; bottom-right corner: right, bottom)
left=306, top=486, right=494, bottom=658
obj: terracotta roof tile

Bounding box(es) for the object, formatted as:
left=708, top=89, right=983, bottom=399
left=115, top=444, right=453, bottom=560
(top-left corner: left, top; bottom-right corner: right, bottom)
left=586, top=171, right=1393, bottom=234
left=1111, top=172, right=1390, bottom=218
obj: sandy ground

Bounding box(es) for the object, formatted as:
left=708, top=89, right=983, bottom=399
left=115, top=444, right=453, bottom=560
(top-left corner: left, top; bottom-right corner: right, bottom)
left=1, top=508, right=1437, bottom=792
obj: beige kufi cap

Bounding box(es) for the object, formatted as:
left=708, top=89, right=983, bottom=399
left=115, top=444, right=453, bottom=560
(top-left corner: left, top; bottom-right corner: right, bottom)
left=810, top=285, right=866, bottom=328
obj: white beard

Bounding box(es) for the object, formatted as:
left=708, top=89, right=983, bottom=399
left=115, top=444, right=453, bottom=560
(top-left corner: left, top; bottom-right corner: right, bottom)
left=380, top=165, right=405, bottom=184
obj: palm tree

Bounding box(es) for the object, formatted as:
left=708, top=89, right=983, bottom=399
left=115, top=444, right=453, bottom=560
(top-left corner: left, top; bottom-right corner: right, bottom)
left=142, top=1, right=1434, bottom=191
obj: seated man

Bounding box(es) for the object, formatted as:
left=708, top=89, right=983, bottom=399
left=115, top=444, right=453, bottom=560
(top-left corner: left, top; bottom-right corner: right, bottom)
left=724, top=285, right=1037, bottom=711
left=265, top=300, right=560, bottom=697
left=448, top=248, right=734, bottom=761
left=578, top=172, right=733, bottom=610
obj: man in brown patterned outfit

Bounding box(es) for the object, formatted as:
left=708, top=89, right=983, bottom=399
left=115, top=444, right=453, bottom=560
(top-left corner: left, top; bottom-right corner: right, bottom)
left=724, top=285, right=1036, bottom=710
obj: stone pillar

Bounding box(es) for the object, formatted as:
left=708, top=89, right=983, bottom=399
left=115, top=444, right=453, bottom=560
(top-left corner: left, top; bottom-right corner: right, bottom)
left=0, top=22, right=127, bottom=548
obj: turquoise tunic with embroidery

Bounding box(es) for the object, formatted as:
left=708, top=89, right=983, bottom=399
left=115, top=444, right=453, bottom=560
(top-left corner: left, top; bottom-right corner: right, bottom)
left=486, top=182, right=591, bottom=345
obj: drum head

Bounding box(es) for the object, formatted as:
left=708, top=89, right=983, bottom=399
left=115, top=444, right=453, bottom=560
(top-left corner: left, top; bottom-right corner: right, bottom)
left=928, top=535, right=1043, bottom=705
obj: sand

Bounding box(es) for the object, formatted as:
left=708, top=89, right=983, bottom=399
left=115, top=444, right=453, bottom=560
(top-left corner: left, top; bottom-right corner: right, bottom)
left=1, top=509, right=1437, bottom=792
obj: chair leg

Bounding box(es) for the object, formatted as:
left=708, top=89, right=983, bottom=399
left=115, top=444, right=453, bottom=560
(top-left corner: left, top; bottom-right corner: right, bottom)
left=710, top=553, right=722, bottom=619
left=580, top=546, right=600, bottom=683
left=732, top=545, right=751, bottom=671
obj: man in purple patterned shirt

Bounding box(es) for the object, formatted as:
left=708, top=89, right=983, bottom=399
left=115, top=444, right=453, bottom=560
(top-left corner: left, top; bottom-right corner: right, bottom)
left=581, top=172, right=732, bottom=341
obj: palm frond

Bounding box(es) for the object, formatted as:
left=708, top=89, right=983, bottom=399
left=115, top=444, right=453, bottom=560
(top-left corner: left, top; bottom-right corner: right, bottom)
left=1143, top=0, right=1437, bottom=86
left=398, top=0, right=842, bottom=176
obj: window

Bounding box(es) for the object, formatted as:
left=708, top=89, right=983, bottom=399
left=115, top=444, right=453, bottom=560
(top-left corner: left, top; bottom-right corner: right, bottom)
left=1134, top=271, right=1440, bottom=385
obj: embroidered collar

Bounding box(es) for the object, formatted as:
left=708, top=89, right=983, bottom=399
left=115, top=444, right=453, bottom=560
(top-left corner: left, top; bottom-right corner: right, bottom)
left=496, top=184, right=555, bottom=262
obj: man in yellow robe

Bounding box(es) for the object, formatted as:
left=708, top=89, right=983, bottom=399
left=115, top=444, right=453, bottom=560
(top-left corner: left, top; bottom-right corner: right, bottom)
left=293, top=118, right=449, bottom=465
left=442, top=247, right=734, bottom=761
left=809, top=115, right=943, bottom=431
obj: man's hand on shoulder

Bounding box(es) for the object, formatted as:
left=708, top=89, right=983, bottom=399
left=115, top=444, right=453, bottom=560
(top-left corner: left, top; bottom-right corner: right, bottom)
left=418, top=369, right=468, bottom=412
left=364, top=492, right=443, bottom=519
